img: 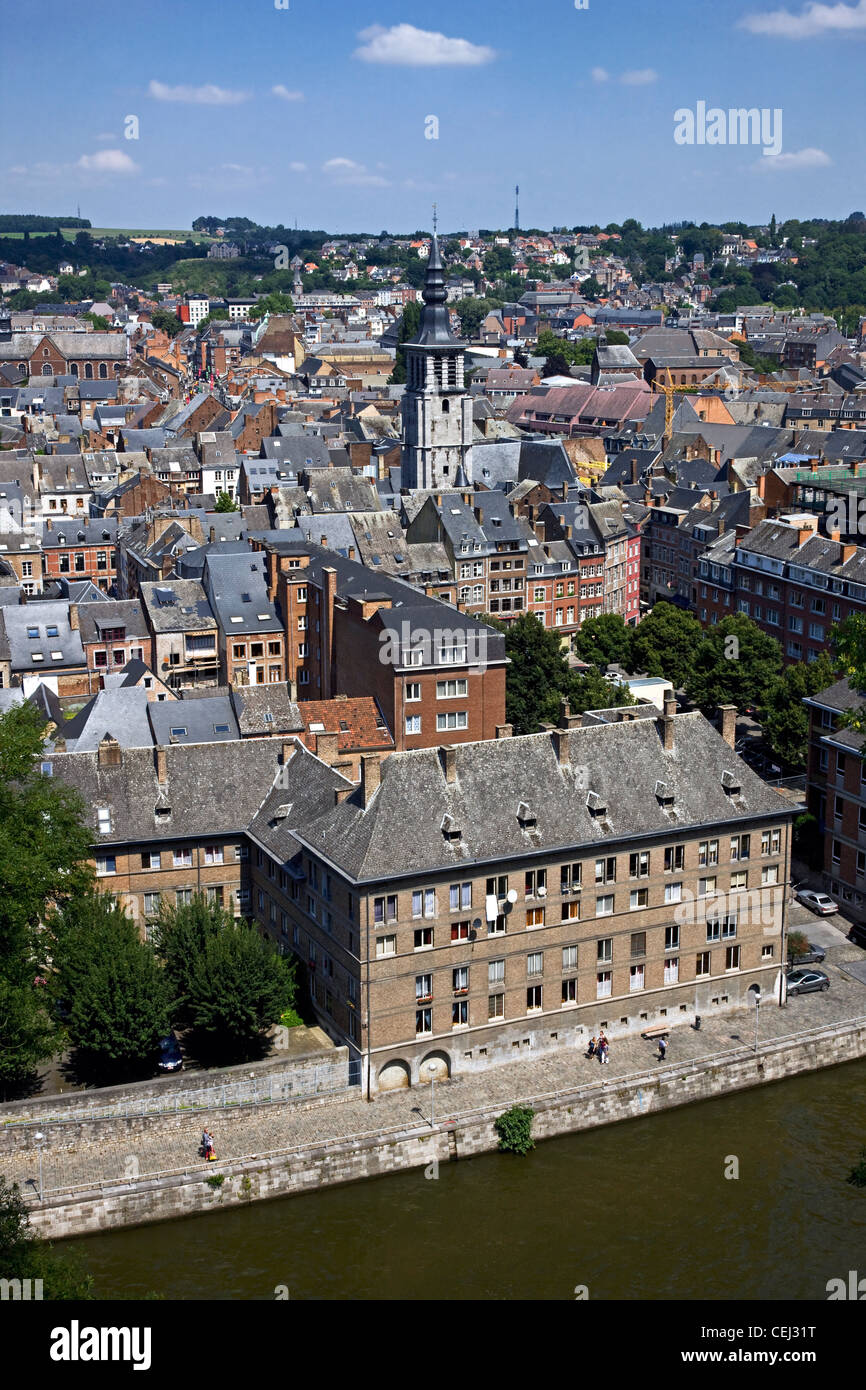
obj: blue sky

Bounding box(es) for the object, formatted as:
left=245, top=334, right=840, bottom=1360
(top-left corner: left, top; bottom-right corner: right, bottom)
left=1, top=0, right=863, bottom=232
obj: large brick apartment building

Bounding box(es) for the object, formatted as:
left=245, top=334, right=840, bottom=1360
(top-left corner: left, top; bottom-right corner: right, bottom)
left=256, top=537, right=507, bottom=750
left=700, top=516, right=866, bottom=664
left=804, top=677, right=866, bottom=923
left=248, top=700, right=793, bottom=1094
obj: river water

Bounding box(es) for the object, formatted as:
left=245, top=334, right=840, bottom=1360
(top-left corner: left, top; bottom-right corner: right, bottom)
left=70, top=1061, right=866, bottom=1300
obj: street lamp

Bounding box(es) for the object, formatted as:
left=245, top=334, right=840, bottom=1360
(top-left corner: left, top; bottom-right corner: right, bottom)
left=34, top=1132, right=44, bottom=1202
left=427, top=1061, right=438, bottom=1126
left=752, top=988, right=762, bottom=1054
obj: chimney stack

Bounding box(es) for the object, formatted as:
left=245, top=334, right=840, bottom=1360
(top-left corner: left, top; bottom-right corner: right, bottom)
left=552, top=728, right=570, bottom=765
left=661, top=694, right=677, bottom=752
left=361, top=753, right=381, bottom=808
left=718, top=703, right=737, bottom=749
left=69, top=603, right=79, bottom=630
left=155, top=745, right=167, bottom=783
left=842, top=543, right=857, bottom=563
left=315, top=729, right=340, bottom=765
left=439, top=745, right=457, bottom=783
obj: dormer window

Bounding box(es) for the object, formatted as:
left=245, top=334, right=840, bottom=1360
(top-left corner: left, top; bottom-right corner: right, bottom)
left=517, top=801, right=536, bottom=829
left=586, top=790, right=607, bottom=817
left=721, top=770, right=741, bottom=797
left=441, top=813, right=461, bottom=842
left=97, top=806, right=112, bottom=834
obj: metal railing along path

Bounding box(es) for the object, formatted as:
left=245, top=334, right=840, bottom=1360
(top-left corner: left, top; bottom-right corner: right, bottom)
left=24, top=1013, right=866, bottom=1204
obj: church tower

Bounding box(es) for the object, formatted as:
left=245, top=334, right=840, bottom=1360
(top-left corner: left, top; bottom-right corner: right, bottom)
left=401, top=230, right=474, bottom=491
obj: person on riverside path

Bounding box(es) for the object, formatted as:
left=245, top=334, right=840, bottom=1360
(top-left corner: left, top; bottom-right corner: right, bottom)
left=658, top=1037, right=667, bottom=1062
left=587, top=1035, right=597, bottom=1059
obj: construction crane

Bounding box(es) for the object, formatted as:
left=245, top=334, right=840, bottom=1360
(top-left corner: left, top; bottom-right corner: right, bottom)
left=652, top=367, right=702, bottom=449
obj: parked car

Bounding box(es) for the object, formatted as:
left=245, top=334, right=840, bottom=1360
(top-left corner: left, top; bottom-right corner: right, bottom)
left=788, top=943, right=826, bottom=966
left=158, top=1031, right=183, bottom=1073
left=785, top=968, right=830, bottom=996
left=849, top=923, right=866, bottom=950
left=795, top=889, right=839, bottom=915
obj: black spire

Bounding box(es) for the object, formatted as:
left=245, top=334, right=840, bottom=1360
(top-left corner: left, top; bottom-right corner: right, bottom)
left=409, top=233, right=460, bottom=346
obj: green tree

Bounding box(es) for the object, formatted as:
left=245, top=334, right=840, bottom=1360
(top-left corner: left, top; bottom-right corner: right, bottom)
left=150, top=307, right=182, bottom=338
left=580, top=276, right=604, bottom=300
left=248, top=290, right=294, bottom=322
left=83, top=312, right=109, bottom=330
left=487, top=613, right=630, bottom=734
left=51, top=895, right=171, bottom=1084
left=686, top=614, right=782, bottom=714
left=214, top=491, right=238, bottom=512
left=388, top=300, right=421, bottom=384
left=572, top=613, right=635, bottom=670
left=0, top=1178, right=94, bottom=1299
left=831, top=613, right=866, bottom=731
left=152, top=894, right=225, bottom=1025
left=630, top=602, right=705, bottom=687
left=185, top=918, right=295, bottom=1064
left=0, top=705, right=93, bottom=1094
left=494, top=1104, right=535, bottom=1155
left=760, top=653, right=838, bottom=767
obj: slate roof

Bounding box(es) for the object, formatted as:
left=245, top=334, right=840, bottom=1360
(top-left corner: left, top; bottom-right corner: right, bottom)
left=230, top=684, right=305, bottom=736
left=139, top=579, right=217, bottom=633
left=77, top=599, right=149, bottom=644
left=246, top=740, right=353, bottom=864
left=290, top=712, right=793, bottom=882
left=52, top=739, right=290, bottom=845
left=148, top=696, right=239, bottom=746
left=0, top=600, right=85, bottom=671
left=203, top=551, right=281, bottom=634
left=60, top=688, right=154, bottom=752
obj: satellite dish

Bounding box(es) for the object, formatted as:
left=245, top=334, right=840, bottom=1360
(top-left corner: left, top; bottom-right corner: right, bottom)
left=506, top=888, right=518, bottom=904
left=472, top=918, right=482, bottom=931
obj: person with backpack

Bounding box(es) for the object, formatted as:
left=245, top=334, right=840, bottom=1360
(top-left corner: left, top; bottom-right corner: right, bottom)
left=658, top=1037, right=667, bottom=1061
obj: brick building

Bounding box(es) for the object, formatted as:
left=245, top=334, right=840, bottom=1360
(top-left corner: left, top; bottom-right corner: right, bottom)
left=247, top=701, right=794, bottom=1094
left=804, top=677, right=866, bottom=922
left=256, top=538, right=507, bottom=750
left=41, top=518, right=118, bottom=592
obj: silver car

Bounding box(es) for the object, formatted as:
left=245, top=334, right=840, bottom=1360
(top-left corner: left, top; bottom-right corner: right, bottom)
left=786, top=968, right=830, bottom=996
left=795, top=889, right=838, bottom=915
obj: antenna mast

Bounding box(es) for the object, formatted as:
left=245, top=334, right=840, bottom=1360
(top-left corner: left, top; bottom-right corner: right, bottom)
left=514, top=184, right=519, bottom=231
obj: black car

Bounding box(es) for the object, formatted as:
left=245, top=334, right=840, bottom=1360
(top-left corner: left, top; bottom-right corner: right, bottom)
left=158, top=1032, right=183, bottom=1072
left=786, top=968, right=830, bottom=996
left=849, top=923, right=866, bottom=950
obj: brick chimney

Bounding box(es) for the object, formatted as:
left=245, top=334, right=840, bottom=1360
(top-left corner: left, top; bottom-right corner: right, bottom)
left=97, top=734, right=121, bottom=767
left=552, top=728, right=570, bottom=765
left=155, top=745, right=167, bottom=783
left=718, top=703, right=737, bottom=749
left=315, top=729, right=340, bottom=765
left=842, top=543, right=857, bottom=563
left=361, top=753, right=381, bottom=807
left=68, top=603, right=79, bottom=630
left=797, top=527, right=813, bottom=546
left=439, top=745, right=457, bottom=783
left=661, top=694, right=677, bottom=752
left=335, top=783, right=354, bottom=805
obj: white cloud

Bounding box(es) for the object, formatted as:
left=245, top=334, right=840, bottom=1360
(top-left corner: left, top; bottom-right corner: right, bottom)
left=77, top=149, right=139, bottom=174
left=353, top=23, right=495, bottom=66
left=591, top=66, right=609, bottom=82
left=272, top=85, right=304, bottom=101
left=289, top=161, right=307, bottom=172
left=322, top=156, right=390, bottom=187
left=148, top=79, right=250, bottom=105
left=620, top=68, right=658, bottom=84
left=740, top=0, right=866, bottom=38
left=753, top=146, right=832, bottom=170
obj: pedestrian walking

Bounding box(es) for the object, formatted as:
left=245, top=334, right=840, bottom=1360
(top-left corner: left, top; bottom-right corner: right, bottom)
left=587, top=1035, right=597, bottom=1059
left=201, top=1128, right=216, bottom=1160
left=658, top=1037, right=667, bottom=1061
left=599, top=1033, right=609, bottom=1064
